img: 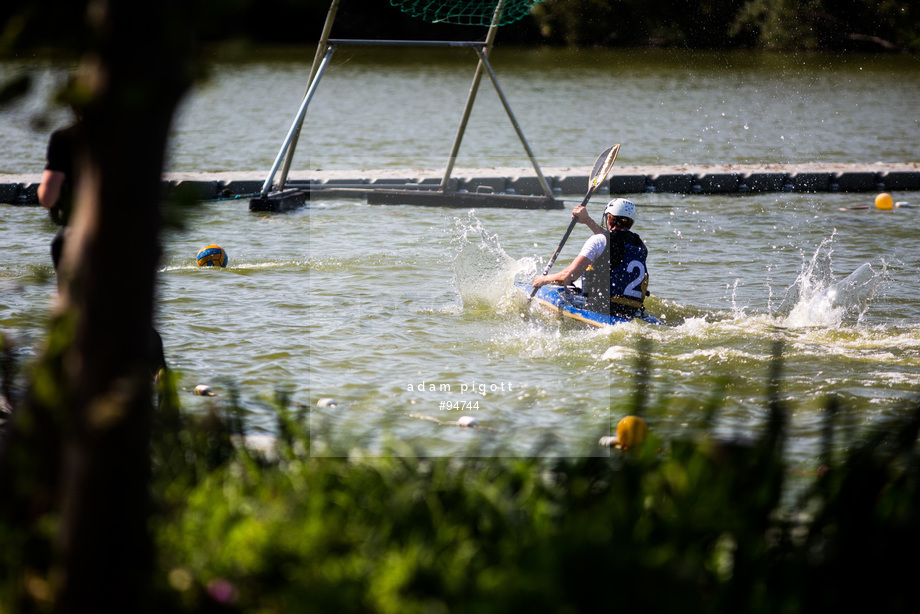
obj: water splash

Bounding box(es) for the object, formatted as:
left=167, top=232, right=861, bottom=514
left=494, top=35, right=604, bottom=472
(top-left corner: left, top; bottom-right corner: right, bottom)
left=451, top=212, right=534, bottom=313
left=778, top=237, right=885, bottom=328
left=728, top=278, right=745, bottom=318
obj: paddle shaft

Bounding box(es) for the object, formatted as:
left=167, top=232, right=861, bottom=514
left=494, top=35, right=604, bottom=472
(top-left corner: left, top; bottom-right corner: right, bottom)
left=528, top=144, right=619, bottom=299
left=532, top=190, right=593, bottom=286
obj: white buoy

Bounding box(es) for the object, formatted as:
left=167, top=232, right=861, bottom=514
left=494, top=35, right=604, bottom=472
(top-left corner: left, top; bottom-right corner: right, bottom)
left=457, top=415, right=479, bottom=427
left=243, top=433, right=276, bottom=454
left=316, top=398, right=338, bottom=407
left=193, top=384, right=215, bottom=396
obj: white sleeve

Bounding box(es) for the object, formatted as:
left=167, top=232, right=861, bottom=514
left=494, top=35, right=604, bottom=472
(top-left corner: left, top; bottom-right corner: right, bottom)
left=578, top=233, right=606, bottom=263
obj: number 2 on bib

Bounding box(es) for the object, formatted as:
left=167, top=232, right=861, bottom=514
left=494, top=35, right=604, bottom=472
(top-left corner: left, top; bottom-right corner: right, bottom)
left=624, top=261, right=646, bottom=299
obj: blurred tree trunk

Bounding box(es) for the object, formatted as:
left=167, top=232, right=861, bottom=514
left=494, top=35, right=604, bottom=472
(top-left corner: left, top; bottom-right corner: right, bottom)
left=49, top=1, right=195, bottom=611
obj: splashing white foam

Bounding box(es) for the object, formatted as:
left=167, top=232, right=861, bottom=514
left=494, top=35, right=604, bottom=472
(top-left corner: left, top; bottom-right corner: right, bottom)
left=779, top=237, right=885, bottom=328
left=451, top=212, right=535, bottom=313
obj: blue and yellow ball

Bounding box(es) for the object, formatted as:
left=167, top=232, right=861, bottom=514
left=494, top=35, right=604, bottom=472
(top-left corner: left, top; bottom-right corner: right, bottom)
left=196, top=244, right=228, bottom=268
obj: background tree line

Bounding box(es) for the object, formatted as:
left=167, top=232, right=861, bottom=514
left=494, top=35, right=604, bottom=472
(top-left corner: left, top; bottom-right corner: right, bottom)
left=1, top=0, right=918, bottom=54
left=530, top=0, right=917, bottom=50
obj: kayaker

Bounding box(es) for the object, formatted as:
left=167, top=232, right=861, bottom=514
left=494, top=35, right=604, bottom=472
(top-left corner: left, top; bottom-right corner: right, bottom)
left=532, top=198, right=649, bottom=319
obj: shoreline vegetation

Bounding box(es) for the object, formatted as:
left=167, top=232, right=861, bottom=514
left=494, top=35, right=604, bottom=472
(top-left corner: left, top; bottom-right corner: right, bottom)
left=3, top=339, right=920, bottom=611
left=1, top=0, right=918, bottom=56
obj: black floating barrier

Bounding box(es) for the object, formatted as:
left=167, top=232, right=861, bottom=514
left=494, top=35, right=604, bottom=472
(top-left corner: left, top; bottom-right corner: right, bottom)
left=367, top=189, right=563, bottom=209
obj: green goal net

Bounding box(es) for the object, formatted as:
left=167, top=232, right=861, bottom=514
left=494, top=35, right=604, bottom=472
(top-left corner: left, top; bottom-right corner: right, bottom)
left=389, top=0, right=547, bottom=27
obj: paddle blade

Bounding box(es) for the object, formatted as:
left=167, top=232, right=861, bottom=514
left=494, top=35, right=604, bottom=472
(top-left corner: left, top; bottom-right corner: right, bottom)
left=588, top=143, right=620, bottom=191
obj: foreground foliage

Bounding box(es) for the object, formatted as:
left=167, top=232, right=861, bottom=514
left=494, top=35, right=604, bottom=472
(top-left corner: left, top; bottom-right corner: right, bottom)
left=3, top=348, right=920, bottom=612
left=155, top=378, right=920, bottom=611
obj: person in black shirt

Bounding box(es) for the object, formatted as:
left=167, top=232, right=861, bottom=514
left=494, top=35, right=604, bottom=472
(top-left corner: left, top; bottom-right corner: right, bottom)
left=38, top=104, right=83, bottom=269
left=37, top=102, right=167, bottom=377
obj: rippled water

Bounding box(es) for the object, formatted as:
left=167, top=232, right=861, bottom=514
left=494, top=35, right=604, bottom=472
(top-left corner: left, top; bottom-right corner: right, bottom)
left=3, top=47, right=919, bottom=172
left=2, top=47, right=919, bottom=471
left=4, top=189, right=919, bottom=467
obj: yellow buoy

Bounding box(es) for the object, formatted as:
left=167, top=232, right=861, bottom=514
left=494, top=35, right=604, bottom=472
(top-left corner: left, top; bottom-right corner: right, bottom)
left=616, top=415, right=649, bottom=450
left=875, top=193, right=893, bottom=210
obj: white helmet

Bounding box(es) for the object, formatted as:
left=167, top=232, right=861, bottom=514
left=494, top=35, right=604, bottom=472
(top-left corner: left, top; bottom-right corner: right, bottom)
left=604, top=198, right=636, bottom=221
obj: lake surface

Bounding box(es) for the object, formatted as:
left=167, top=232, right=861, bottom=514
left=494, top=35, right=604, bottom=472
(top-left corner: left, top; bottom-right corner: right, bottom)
left=2, top=47, right=919, bottom=476
left=3, top=47, right=919, bottom=172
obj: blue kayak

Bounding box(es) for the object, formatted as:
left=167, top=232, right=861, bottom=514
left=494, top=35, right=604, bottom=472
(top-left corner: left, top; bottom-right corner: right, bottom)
left=515, top=282, right=663, bottom=327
